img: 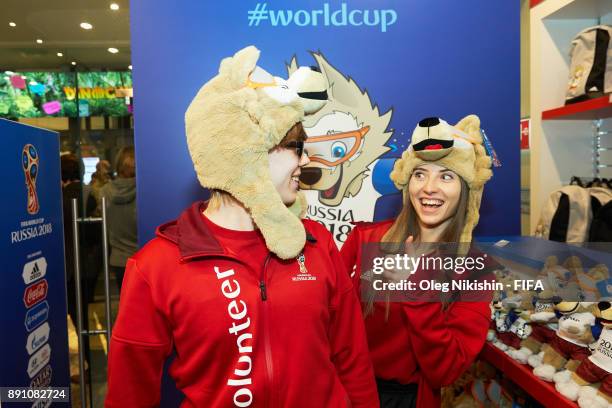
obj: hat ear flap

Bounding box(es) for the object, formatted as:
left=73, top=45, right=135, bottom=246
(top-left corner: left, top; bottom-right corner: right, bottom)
left=288, top=191, right=308, bottom=219
left=454, top=114, right=492, bottom=243
left=460, top=188, right=484, bottom=243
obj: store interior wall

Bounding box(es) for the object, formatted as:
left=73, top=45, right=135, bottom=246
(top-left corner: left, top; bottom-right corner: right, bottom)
left=529, top=0, right=612, bottom=233
left=521, top=0, right=531, bottom=236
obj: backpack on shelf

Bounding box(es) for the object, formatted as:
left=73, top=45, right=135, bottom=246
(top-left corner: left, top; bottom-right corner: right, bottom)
left=565, top=25, right=612, bottom=105
left=590, top=200, right=612, bottom=242
left=535, top=185, right=612, bottom=243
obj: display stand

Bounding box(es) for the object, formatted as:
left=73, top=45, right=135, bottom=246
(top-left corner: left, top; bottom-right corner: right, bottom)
left=541, top=96, right=612, bottom=178
left=542, top=96, right=612, bottom=121
left=529, top=0, right=612, bottom=229
left=479, top=343, right=577, bottom=408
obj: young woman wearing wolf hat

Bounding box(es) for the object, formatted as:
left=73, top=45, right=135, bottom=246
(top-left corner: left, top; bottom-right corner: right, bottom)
left=105, top=46, right=378, bottom=407
left=341, top=116, right=494, bottom=408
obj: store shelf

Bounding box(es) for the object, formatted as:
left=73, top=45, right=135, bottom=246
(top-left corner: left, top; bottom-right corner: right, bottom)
left=530, top=0, right=545, bottom=8
left=479, top=343, right=577, bottom=408
left=541, top=96, right=612, bottom=121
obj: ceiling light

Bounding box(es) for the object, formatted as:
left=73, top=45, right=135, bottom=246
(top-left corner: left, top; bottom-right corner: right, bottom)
left=80, top=22, right=93, bottom=30
left=128, top=65, right=132, bottom=70
left=108, top=47, right=119, bottom=54
left=110, top=3, right=119, bottom=11
left=57, top=52, right=63, bottom=57
left=71, top=61, right=77, bottom=66
left=36, top=39, right=43, bottom=44
left=9, top=22, right=16, bottom=27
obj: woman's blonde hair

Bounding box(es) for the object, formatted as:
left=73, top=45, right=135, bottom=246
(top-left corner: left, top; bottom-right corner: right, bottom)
left=207, top=189, right=235, bottom=211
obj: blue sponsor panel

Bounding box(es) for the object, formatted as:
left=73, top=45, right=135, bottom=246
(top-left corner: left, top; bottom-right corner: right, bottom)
left=0, top=119, right=70, bottom=406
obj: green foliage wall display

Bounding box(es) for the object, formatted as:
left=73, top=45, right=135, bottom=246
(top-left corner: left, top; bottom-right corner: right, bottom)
left=0, top=71, right=133, bottom=118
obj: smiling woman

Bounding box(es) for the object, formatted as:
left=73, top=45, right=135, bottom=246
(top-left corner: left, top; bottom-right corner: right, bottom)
left=403, top=163, right=468, bottom=244
left=105, top=46, right=379, bottom=408
left=340, top=115, right=495, bottom=408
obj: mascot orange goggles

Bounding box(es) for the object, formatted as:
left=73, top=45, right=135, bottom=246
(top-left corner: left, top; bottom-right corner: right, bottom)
left=305, top=126, right=370, bottom=167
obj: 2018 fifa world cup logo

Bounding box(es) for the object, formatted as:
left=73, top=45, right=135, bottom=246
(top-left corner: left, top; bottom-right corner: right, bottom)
left=22, top=144, right=40, bottom=214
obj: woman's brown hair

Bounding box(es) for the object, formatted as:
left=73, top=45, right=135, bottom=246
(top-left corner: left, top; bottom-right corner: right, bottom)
left=381, top=177, right=469, bottom=247
left=363, top=173, right=469, bottom=318
left=278, top=122, right=307, bottom=146
left=116, top=146, right=136, bottom=178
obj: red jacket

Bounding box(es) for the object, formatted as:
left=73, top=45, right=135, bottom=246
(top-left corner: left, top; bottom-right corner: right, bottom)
left=340, top=220, right=491, bottom=408
left=106, top=202, right=378, bottom=407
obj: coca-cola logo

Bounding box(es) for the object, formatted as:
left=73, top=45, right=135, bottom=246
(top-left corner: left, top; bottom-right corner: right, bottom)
left=24, top=279, right=48, bottom=308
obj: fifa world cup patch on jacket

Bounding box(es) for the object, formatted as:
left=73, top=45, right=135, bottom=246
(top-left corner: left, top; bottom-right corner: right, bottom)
left=292, top=253, right=316, bottom=281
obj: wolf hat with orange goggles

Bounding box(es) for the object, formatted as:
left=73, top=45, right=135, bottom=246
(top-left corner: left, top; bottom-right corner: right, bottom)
left=185, top=46, right=327, bottom=259
left=389, top=115, right=493, bottom=243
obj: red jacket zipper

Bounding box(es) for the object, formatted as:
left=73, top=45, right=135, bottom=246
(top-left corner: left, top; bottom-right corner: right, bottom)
left=261, top=254, right=274, bottom=408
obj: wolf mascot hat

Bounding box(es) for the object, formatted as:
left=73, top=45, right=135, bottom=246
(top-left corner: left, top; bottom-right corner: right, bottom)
left=185, top=46, right=327, bottom=259
left=390, top=115, right=493, bottom=243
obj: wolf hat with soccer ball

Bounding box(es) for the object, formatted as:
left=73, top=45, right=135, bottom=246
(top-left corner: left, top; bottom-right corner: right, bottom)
left=185, top=46, right=327, bottom=259
left=390, top=115, right=493, bottom=243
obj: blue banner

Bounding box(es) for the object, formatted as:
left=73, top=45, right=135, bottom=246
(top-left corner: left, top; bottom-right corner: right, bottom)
left=131, top=1, right=519, bottom=404
left=132, top=0, right=520, bottom=246
left=0, top=119, right=70, bottom=406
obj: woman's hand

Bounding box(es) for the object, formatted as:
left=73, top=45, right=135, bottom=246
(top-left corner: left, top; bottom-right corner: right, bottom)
left=381, top=236, right=416, bottom=283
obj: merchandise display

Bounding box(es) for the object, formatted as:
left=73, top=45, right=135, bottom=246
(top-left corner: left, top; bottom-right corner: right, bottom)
left=524, top=2, right=612, bottom=403
left=483, top=253, right=612, bottom=408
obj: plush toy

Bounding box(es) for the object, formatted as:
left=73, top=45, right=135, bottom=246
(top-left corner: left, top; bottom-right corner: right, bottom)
left=499, top=291, right=533, bottom=356
left=547, top=255, right=582, bottom=297
left=487, top=288, right=517, bottom=351
left=516, top=289, right=558, bottom=366
left=578, top=264, right=610, bottom=301
left=510, top=258, right=559, bottom=364
left=185, top=45, right=327, bottom=259
left=554, top=288, right=612, bottom=408
left=504, top=292, right=537, bottom=363
left=532, top=299, right=596, bottom=381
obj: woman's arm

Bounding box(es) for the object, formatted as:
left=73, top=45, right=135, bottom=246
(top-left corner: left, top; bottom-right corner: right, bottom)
left=328, top=236, right=379, bottom=408
left=105, top=259, right=173, bottom=407
left=339, top=225, right=362, bottom=286
left=401, top=301, right=490, bottom=389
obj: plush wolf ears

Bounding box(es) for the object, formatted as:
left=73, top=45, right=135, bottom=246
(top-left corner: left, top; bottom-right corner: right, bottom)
left=390, top=115, right=493, bottom=243
left=185, top=46, right=327, bottom=259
